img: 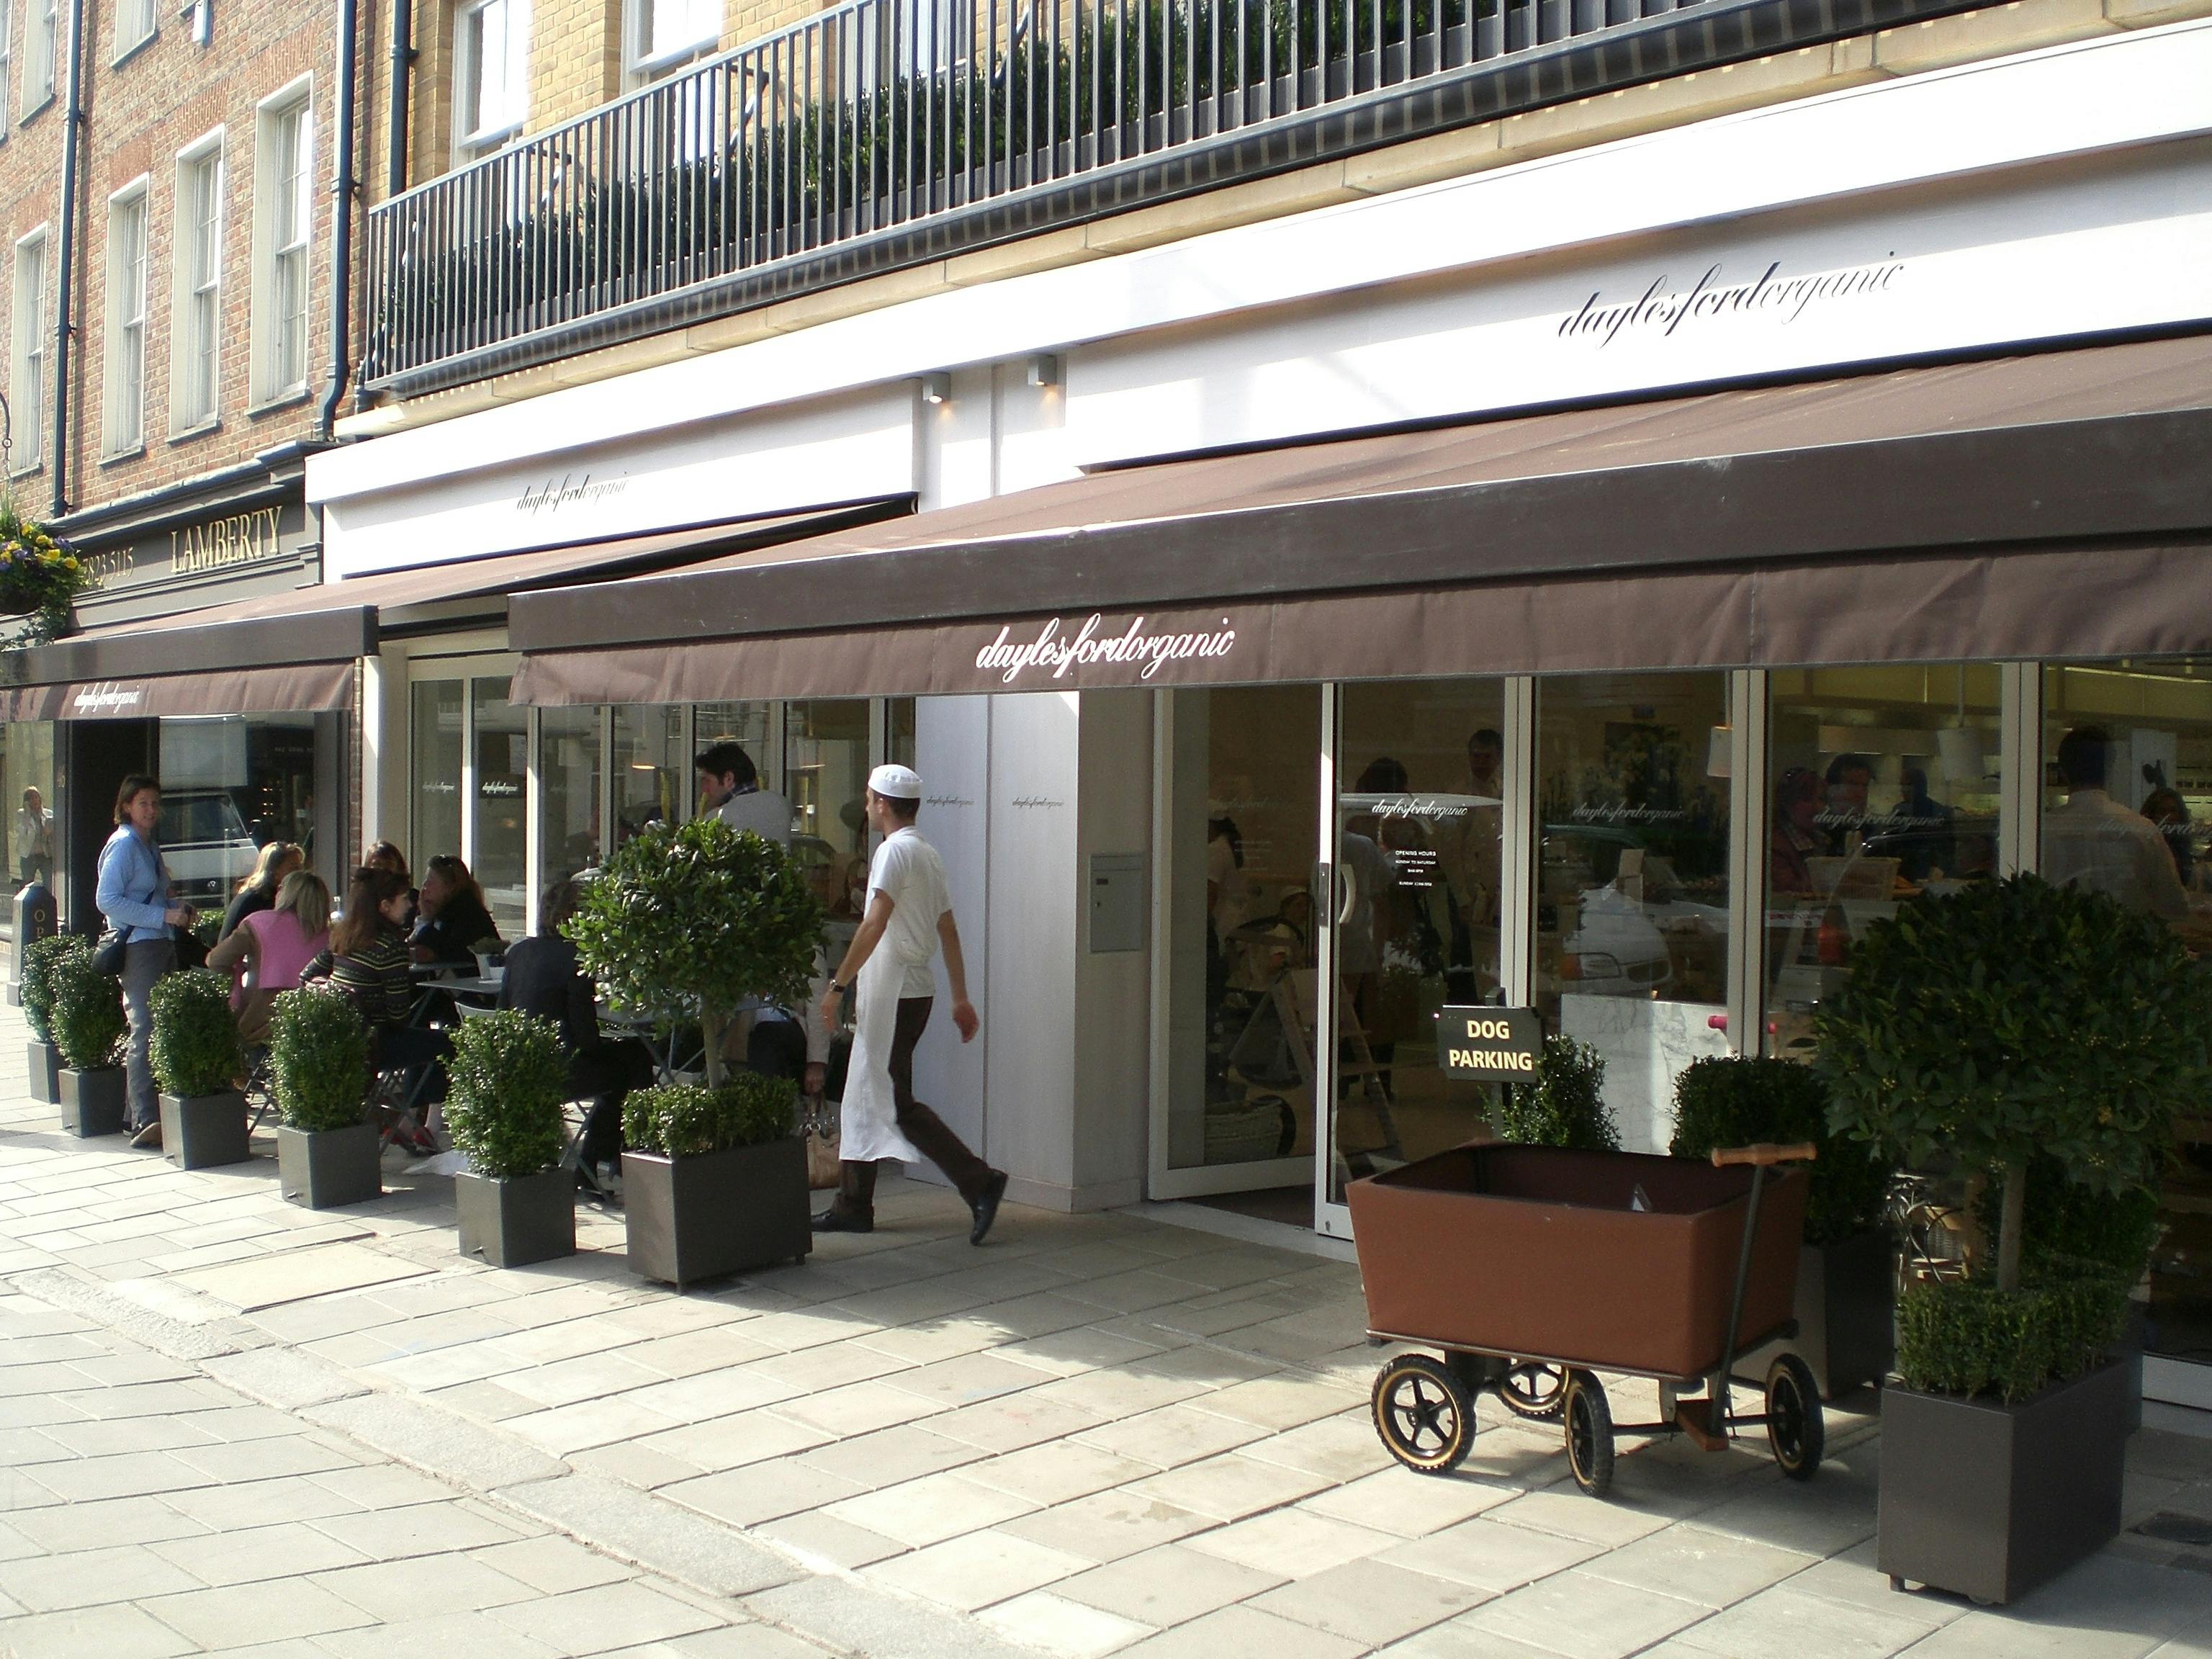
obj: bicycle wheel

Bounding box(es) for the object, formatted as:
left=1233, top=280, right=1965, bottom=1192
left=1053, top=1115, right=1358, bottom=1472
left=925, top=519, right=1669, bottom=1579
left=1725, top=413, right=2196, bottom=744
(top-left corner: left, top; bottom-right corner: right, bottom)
left=1372, top=1354, right=1475, bottom=1475
left=1563, top=1370, right=1614, bottom=1497
left=1499, top=1362, right=1567, bottom=1421
left=1765, top=1353, right=1825, bottom=1481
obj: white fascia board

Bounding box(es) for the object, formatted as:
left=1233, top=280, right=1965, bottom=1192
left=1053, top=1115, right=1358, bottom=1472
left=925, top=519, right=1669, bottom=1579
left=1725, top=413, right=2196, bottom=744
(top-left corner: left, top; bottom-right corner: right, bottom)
left=311, top=18, right=2212, bottom=510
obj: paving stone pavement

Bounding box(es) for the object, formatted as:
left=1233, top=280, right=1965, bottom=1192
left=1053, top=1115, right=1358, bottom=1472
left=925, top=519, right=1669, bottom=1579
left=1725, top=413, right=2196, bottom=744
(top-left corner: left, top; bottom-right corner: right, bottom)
left=9, top=992, right=2212, bottom=1657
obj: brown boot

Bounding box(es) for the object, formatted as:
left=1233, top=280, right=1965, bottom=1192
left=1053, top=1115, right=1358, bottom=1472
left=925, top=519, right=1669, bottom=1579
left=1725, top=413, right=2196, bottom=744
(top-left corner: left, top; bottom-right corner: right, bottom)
left=812, top=1159, right=877, bottom=1233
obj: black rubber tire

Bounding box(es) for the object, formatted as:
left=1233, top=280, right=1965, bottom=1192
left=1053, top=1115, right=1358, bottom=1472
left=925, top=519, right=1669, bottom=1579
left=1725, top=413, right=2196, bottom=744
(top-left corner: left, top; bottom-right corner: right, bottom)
left=1372, top=1354, right=1476, bottom=1475
left=1564, top=1370, right=1615, bottom=1497
left=1766, top=1353, right=1825, bottom=1481
left=1499, top=1362, right=1568, bottom=1422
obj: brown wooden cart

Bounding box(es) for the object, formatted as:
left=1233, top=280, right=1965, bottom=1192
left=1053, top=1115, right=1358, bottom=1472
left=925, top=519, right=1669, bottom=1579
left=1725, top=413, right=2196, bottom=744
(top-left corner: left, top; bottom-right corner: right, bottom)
left=1345, top=1140, right=1823, bottom=1496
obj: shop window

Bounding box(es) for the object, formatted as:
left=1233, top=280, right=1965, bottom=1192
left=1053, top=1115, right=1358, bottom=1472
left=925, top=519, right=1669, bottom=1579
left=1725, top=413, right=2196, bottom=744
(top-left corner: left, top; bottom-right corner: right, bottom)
left=1331, top=679, right=1506, bottom=1203
left=1161, top=686, right=1322, bottom=1183
left=613, top=704, right=683, bottom=848
left=155, top=715, right=318, bottom=911
left=2045, top=659, right=2212, bottom=1379
left=889, top=698, right=917, bottom=770
left=1765, top=665, right=2003, bottom=1061
left=1535, top=673, right=1732, bottom=1152
left=786, top=700, right=871, bottom=948
left=471, top=678, right=527, bottom=939
left=410, top=682, right=464, bottom=878
left=539, top=705, right=601, bottom=891
left=5, top=723, right=58, bottom=894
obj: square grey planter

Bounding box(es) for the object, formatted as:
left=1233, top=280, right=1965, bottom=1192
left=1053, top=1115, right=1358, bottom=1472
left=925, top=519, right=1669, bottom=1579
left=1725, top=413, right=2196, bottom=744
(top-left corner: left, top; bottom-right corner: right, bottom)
left=623, top=1137, right=811, bottom=1289
left=159, top=1090, right=251, bottom=1170
left=58, top=1067, right=127, bottom=1137
left=1748, top=1230, right=1895, bottom=1401
left=26, top=1040, right=60, bottom=1105
left=1879, top=1354, right=2131, bottom=1606
left=276, top=1123, right=383, bottom=1209
left=456, top=1167, right=577, bottom=1269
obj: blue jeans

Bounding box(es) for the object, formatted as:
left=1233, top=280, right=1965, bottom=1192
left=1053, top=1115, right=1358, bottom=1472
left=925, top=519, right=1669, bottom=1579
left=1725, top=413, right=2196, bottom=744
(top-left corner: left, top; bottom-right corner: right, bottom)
left=121, top=939, right=176, bottom=1129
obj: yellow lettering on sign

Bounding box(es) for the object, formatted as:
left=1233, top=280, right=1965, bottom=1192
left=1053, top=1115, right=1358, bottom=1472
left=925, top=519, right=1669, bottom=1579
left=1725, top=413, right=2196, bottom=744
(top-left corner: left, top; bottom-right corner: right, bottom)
left=169, top=506, right=282, bottom=575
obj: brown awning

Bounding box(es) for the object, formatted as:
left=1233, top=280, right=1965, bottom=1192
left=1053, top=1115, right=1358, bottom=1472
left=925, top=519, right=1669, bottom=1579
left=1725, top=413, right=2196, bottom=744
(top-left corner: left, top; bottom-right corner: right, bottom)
left=0, top=660, right=359, bottom=721
left=4, top=499, right=910, bottom=710
left=508, top=333, right=2212, bottom=702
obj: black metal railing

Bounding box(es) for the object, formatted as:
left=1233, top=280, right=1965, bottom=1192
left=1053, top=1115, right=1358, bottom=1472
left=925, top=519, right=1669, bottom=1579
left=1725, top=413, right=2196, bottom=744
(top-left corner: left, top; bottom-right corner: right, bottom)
left=361, top=0, right=1718, bottom=390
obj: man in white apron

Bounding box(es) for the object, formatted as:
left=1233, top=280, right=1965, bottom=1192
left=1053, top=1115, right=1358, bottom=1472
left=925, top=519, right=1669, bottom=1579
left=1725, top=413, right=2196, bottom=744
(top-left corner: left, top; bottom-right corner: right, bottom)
left=815, top=765, right=1007, bottom=1244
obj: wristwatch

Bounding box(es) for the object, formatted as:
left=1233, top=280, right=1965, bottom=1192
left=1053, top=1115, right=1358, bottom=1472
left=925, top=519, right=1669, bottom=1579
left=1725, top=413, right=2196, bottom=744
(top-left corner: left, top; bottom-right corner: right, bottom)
left=830, top=979, right=848, bottom=995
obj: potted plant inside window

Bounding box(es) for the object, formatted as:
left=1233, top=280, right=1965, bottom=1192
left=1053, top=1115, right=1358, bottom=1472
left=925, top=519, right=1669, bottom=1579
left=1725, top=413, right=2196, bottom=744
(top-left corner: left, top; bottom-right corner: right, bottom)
left=50, top=944, right=128, bottom=1137
left=21, top=932, right=83, bottom=1105
left=269, top=984, right=381, bottom=1209
left=445, top=1008, right=576, bottom=1268
left=1671, top=1056, right=1895, bottom=1398
left=150, top=968, right=249, bottom=1169
left=1816, top=874, right=2212, bottom=1606
left=568, top=817, right=821, bottom=1288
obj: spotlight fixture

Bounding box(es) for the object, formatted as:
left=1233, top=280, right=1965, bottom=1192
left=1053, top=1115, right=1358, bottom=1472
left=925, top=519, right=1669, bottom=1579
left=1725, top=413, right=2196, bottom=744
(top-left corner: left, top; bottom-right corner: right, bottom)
left=919, top=372, right=951, bottom=405
left=1027, top=353, right=1062, bottom=389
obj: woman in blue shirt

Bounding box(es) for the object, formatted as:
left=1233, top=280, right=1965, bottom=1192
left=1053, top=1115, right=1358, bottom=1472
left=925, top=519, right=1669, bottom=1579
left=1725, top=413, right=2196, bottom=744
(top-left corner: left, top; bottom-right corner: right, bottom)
left=96, top=775, right=197, bottom=1147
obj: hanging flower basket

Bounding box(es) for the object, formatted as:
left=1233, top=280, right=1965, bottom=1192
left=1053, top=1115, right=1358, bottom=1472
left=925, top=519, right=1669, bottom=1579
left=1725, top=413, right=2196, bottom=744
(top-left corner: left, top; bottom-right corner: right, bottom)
left=0, top=499, right=86, bottom=642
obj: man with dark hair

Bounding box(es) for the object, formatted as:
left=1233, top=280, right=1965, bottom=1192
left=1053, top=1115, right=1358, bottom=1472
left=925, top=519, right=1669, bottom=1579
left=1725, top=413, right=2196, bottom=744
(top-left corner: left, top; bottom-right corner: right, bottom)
left=2044, top=725, right=2191, bottom=922
left=816, top=765, right=1006, bottom=1244
left=695, top=741, right=793, bottom=846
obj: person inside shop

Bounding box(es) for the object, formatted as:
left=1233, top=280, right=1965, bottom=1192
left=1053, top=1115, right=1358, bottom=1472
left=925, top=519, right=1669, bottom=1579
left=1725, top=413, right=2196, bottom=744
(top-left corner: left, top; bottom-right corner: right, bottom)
left=409, top=854, right=503, bottom=964
left=695, top=742, right=793, bottom=845
left=305, top=866, right=448, bottom=1154
left=2142, top=785, right=2198, bottom=889
left=814, top=765, right=1007, bottom=1243
left=1770, top=766, right=1824, bottom=896
left=500, top=878, right=655, bottom=1195
left=99, top=775, right=197, bottom=1150
left=1442, top=728, right=1504, bottom=1002
left=16, top=786, right=53, bottom=891
left=1892, top=766, right=1955, bottom=884
left=1205, top=806, right=1247, bottom=1019
left=1822, top=752, right=1875, bottom=855
left=2043, top=726, right=2193, bottom=922
left=220, top=841, right=305, bottom=942
left=207, top=869, right=332, bottom=1045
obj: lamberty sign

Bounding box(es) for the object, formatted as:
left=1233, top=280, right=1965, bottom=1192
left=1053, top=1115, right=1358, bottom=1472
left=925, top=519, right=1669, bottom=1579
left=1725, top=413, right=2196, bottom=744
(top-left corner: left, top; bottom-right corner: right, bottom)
left=974, top=613, right=1239, bottom=685
left=77, top=500, right=307, bottom=603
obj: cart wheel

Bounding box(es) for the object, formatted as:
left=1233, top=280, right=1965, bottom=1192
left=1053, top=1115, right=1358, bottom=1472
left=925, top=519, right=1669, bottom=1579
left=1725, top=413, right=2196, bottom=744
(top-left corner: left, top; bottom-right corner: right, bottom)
left=1372, top=1354, right=1475, bottom=1475
left=1499, top=1362, right=1567, bottom=1421
left=1765, top=1354, right=1824, bottom=1481
left=1563, top=1370, right=1614, bottom=1498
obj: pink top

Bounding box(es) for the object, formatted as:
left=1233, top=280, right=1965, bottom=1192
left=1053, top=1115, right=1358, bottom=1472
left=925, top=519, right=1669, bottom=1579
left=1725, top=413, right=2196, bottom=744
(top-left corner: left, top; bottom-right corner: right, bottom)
left=238, top=909, right=328, bottom=1004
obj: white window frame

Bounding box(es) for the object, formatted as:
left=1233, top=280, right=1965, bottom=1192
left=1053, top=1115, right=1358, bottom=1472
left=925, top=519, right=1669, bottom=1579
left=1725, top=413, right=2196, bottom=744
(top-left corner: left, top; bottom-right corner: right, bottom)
left=250, top=79, right=313, bottom=407
left=9, top=228, right=48, bottom=473
left=112, top=0, right=155, bottom=60
left=171, top=130, right=224, bottom=433
left=453, top=0, right=528, bottom=157
left=24, top=0, right=56, bottom=112
left=0, top=0, right=14, bottom=135
left=102, top=178, right=150, bottom=458
left=626, top=0, right=719, bottom=87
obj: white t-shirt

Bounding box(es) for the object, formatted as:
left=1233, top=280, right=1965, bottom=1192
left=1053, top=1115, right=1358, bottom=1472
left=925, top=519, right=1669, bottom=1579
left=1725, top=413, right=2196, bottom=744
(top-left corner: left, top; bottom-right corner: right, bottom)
left=713, top=786, right=793, bottom=847
left=868, top=827, right=953, bottom=1000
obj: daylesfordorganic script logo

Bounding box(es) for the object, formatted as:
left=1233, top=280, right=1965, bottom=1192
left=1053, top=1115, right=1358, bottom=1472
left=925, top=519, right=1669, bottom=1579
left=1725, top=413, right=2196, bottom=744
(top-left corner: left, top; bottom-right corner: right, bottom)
left=975, top=614, right=1237, bottom=685
left=1558, top=256, right=1907, bottom=349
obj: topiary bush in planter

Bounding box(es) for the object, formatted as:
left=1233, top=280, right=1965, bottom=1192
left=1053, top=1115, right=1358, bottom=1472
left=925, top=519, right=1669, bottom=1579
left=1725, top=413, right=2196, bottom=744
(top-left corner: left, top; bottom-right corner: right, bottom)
left=445, top=1010, right=576, bottom=1267
left=568, top=817, right=822, bottom=1089
left=620, top=1071, right=809, bottom=1288
left=150, top=969, right=249, bottom=1169
left=20, top=932, right=84, bottom=1105
left=1816, top=873, right=2212, bottom=1604
left=269, top=985, right=379, bottom=1208
left=1499, top=1036, right=1617, bottom=1151
left=49, top=944, right=127, bottom=1136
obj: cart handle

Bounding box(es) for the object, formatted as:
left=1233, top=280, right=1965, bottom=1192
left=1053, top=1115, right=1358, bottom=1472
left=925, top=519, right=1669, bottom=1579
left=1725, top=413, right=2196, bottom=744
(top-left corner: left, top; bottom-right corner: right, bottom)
left=1712, top=1142, right=1817, bottom=1168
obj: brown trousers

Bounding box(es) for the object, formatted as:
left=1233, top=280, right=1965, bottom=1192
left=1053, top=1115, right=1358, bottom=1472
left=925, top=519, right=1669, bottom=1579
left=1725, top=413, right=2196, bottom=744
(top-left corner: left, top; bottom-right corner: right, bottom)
left=835, top=996, right=990, bottom=1212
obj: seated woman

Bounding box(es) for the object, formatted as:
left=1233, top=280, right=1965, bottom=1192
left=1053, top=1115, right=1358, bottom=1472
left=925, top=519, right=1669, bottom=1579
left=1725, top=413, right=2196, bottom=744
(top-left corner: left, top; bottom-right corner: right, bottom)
left=500, top=879, right=654, bottom=1190
left=410, top=854, right=502, bottom=965
left=303, top=866, right=447, bottom=1154
left=220, top=842, right=304, bottom=943
left=207, top=869, right=331, bottom=1045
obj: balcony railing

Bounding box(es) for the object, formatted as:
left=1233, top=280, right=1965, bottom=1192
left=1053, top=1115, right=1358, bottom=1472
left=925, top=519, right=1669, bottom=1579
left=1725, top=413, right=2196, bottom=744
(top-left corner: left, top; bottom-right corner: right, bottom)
left=360, top=0, right=1959, bottom=394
